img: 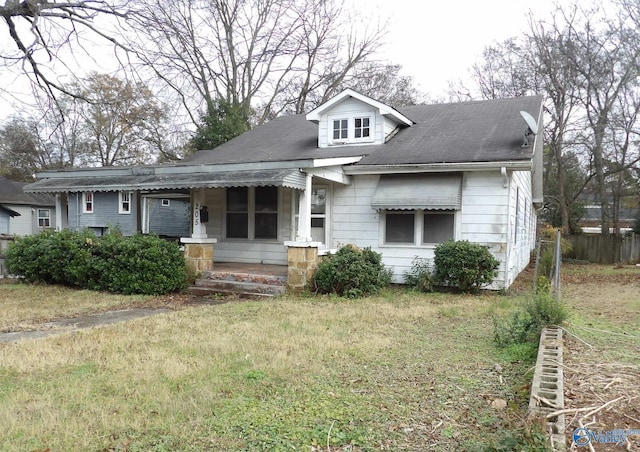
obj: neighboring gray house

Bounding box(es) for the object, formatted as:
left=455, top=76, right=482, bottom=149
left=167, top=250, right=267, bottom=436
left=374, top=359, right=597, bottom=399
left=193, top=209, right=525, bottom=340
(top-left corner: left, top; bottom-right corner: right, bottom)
left=63, top=191, right=189, bottom=237
left=0, top=175, right=55, bottom=235
left=25, top=90, right=544, bottom=289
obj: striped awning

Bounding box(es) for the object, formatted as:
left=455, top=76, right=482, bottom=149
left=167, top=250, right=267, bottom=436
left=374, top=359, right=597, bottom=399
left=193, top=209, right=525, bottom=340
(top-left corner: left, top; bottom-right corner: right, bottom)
left=371, top=174, right=462, bottom=210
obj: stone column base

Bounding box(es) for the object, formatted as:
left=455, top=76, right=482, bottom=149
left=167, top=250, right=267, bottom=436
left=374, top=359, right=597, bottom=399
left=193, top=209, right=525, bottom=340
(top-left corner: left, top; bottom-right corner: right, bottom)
left=180, top=238, right=217, bottom=275
left=285, top=241, right=322, bottom=293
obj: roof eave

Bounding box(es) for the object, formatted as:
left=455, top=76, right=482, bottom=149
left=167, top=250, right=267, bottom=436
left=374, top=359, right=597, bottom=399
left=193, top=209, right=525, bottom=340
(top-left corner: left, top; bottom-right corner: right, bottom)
left=344, top=160, right=534, bottom=175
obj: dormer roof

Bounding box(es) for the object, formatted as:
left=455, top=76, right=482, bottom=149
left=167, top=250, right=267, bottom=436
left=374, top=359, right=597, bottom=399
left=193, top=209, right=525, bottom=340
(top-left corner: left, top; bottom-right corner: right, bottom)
left=305, top=89, right=413, bottom=127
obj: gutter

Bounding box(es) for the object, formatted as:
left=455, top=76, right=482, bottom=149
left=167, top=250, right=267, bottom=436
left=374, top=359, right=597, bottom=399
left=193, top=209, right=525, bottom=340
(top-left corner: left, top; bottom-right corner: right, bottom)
left=343, top=160, right=533, bottom=175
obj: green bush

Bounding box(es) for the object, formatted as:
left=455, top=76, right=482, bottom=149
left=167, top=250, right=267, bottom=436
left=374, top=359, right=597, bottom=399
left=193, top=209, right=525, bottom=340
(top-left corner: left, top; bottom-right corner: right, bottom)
left=494, top=293, right=569, bottom=347
left=5, top=230, right=187, bottom=295
left=5, top=229, right=94, bottom=286
left=403, top=257, right=434, bottom=292
left=314, top=245, right=392, bottom=298
left=433, top=240, right=499, bottom=292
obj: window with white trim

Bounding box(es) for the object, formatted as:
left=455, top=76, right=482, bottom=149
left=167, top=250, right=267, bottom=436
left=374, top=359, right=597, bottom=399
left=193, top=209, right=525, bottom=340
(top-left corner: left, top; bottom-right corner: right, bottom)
left=38, top=209, right=51, bottom=228
left=226, top=186, right=278, bottom=240
left=332, top=119, right=348, bottom=140
left=119, top=191, right=132, bottom=214
left=82, top=192, right=94, bottom=213
left=161, top=199, right=170, bottom=207
left=384, top=210, right=455, bottom=245
left=354, top=117, right=370, bottom=139
left=328, top=114, right=374, bottom=144
left=423, top=212, right=455, bottom=244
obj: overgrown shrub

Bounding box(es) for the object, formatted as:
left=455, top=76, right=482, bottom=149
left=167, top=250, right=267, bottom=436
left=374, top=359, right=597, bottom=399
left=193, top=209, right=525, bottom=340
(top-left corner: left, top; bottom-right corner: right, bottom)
left=314, top=244, right=392, bottom=298
left=6, top=230, right=187, bottom=295
left=403, top=257, right=434, bottom=292
left=433, top=240, right=499, bottom=292
left=494, top=293, right=569, bottom=347
left=5, top=229, right=94, bottom=285
left=85, top=232, right=187, bottom=295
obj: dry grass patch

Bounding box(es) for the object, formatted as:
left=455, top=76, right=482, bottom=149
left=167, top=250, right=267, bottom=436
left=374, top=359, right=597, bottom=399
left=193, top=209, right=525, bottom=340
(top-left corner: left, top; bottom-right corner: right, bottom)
left=0, top=289, right=540, bottom=451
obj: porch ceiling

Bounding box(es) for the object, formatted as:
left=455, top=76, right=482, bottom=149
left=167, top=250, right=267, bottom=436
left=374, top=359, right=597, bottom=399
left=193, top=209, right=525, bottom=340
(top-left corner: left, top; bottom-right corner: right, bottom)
left=23, top=169, right=308, bottom=193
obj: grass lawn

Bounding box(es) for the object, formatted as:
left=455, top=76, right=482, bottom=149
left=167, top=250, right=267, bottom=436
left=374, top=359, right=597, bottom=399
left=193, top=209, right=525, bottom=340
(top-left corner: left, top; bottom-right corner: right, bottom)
left=0, top=264, right=637, bottom=451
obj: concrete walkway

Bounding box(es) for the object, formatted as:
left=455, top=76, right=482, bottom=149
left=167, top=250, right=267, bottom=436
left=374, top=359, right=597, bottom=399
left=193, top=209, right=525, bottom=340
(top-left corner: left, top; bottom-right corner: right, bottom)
left=0, top=307, right=174, bottom=344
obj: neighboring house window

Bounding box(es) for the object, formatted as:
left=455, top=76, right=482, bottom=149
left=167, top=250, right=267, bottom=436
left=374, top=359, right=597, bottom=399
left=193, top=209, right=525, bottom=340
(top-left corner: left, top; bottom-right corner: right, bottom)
left=119, top=191, right=132, bottom=214
left=332, top=119, right=348, bottom=140
left=38, top=209, right=51, bottom=228
left=354, top=117, right=370, bottom=139
left=226, top=186, right=278, bottom=239
left=83, top=192, right=94, bottom=213
left=161, top=199, right=170, bottom=207
left=384, top=210, right=455, bottom=245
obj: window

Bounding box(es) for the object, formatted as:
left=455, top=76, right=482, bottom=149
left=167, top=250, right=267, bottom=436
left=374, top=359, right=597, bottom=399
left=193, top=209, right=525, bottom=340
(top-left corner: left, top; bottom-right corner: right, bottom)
left=354, top=117, right=370, bottom=139
left=83, top=192, right=94, bottom=213
left=332, top=119, right=348, bottom=140
left=38, top=209, right=51, bottom=228
left=329, top=115, right=374, bottom=144
left=384, top=210, right=455, bottom=245
left=161, top=199, right=170, bottom=207
left=255, top=186, right=278, bottom=239
left=226, top=187, right=249, bottom=238
left=385, top=212, right=415, bottom=243
left=226, top=187, right=278, bottom=240
left=423, top=213, right=455, bottom=244
left=119, top=191, right=132, bottom=214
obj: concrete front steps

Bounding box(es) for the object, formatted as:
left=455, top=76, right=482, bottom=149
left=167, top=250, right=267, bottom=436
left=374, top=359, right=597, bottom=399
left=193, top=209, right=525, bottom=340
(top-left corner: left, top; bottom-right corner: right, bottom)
left=189, top=269, right=287, bottom=298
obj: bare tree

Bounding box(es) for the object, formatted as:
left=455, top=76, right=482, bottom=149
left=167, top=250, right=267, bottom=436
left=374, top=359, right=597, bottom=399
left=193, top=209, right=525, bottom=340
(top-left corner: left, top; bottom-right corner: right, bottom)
left=128, top=0, right=387, bottom=129
left=457, top=1, right=640, bottom=235
left=73, top=72, right=167, bottom=166
left=1, top=1, right=132, bottom=100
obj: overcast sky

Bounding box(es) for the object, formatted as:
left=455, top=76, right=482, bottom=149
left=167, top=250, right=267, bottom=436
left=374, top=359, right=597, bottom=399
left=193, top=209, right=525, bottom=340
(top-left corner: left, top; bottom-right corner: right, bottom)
left=368, top=0, right=564, bottom=98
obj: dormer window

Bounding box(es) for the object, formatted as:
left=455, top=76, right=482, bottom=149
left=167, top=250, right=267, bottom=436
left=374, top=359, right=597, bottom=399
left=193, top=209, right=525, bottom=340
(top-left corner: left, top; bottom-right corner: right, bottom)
left=333, top=119, right=348, bottom=140
left=328, top=114, right=374, bottom=145
left=354, top=117, right=370, bottom=139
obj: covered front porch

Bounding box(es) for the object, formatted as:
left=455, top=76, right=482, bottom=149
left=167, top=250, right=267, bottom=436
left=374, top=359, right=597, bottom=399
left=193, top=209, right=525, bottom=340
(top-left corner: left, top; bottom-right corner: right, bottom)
left=24, top=160, right=356, bottom=292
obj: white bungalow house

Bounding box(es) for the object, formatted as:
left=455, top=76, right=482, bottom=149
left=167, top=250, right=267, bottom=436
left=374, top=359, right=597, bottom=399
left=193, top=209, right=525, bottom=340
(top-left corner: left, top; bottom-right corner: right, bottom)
left=24, top=90, right=543, bottom=290
left=0, top=175, right=56, bottom=235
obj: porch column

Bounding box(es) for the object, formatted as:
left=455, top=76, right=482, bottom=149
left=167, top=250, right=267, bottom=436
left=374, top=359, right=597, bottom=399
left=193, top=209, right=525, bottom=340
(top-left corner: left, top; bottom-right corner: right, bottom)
left=296, top=173, right=313, bottom=242
left=191, top=188, right=207, bottom=239
left=55, top=194, right=63, bottom=231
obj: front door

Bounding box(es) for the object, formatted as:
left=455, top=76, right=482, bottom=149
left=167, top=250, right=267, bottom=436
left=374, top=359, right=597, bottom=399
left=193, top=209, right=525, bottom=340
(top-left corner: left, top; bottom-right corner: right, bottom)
left=310, top=186, right=328, bottom=244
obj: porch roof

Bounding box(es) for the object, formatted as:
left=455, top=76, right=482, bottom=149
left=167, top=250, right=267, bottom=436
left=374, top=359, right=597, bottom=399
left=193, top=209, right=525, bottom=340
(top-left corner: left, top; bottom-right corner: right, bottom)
left=24, top=168, right=308, bottom=193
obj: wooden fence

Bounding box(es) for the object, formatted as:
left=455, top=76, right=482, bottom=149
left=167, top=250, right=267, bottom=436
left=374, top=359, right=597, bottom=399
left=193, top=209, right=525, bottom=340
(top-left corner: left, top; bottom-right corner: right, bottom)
left=567, top=233, right=640, bottom=264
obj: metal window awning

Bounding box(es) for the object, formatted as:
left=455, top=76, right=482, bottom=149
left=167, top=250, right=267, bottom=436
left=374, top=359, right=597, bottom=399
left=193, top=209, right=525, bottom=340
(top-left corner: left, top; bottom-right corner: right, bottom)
left=23, top=169, right=308, bottom=193
left=371, top=174, right=462, bottom=210
left=0, top=205, right=21, bottom=217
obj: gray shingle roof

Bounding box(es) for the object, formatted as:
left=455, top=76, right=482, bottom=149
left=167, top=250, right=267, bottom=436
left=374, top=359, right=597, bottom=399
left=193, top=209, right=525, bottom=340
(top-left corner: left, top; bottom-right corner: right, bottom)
left=0, top=176, right=54, bottom=205
left=183, top=96, right=543, bottom=167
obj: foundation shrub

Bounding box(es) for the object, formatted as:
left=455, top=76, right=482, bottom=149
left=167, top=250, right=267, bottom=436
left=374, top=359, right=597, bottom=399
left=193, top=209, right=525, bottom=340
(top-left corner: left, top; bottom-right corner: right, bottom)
left=433, top=240, right=499, bottom=292
left=403, top=256, right=434, bottom=292
left=313, top=244, right=392, bottom=298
